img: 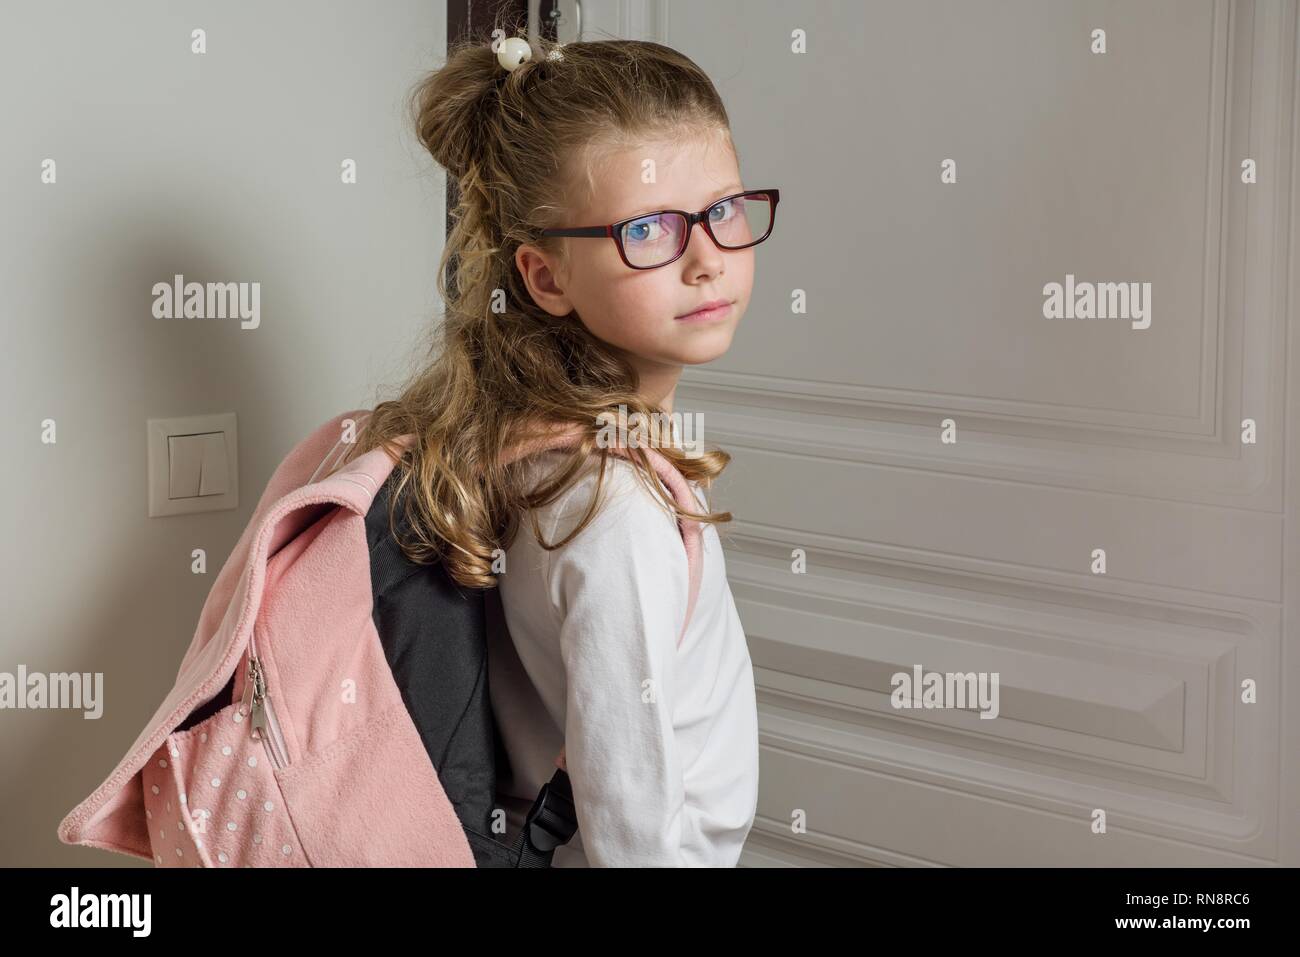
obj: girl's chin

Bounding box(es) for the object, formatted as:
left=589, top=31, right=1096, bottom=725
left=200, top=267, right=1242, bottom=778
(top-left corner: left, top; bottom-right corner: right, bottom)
left=621, top=328, right=736, bottom=368
left=669, top=342, right=735, bottom=366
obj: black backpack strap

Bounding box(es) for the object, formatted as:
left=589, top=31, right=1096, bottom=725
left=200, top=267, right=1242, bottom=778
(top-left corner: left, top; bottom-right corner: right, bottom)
left=367, top=476, right=428, bottom=598
left=368, top=470, right=581, bottom=867
left=510, top=768, right=579, bottom=867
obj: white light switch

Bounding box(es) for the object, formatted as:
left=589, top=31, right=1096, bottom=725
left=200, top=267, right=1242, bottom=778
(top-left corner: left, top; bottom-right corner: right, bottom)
left=148, top=413, right=239, bottom=517
left=168, top=432, right=230, bottom=498
left=196, top=432, right=231, bottom=495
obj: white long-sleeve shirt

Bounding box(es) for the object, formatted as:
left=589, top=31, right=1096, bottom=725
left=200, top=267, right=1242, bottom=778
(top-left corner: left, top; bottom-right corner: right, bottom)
left=486, top=449, right=760, bottom=866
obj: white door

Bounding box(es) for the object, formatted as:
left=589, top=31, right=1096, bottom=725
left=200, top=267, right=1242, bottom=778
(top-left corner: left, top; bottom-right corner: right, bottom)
left=601, top=0, right=1300, bottom=866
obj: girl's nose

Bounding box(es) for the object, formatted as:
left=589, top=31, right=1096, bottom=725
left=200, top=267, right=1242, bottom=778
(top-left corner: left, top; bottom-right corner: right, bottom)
left=680, top=222, right=725, bottom=277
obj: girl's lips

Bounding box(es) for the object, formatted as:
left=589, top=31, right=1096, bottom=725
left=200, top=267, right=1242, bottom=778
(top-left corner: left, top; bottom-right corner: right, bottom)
left=675, top=301, right=733, bottom=323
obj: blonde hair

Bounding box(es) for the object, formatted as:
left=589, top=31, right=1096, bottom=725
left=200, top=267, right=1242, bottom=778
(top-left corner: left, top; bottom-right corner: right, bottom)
left=337, top=24, right=737, bottom=590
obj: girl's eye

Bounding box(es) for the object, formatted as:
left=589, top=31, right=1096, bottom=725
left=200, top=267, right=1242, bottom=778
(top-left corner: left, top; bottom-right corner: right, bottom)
left=625, top=215, right=668, bottom=244
left=709, top=198, right=738, bottom=224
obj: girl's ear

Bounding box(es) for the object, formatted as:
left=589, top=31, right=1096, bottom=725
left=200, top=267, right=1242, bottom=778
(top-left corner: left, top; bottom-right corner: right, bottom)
left=515, top=242, right=573, bottom=318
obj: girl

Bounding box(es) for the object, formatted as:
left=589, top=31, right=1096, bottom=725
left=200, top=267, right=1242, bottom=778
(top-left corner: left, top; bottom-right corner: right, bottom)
left=348, top=33, right=777, bottom=866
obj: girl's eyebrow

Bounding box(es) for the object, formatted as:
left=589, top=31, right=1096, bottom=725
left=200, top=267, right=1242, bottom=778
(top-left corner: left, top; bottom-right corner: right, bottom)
left=623, top=183, right=744, bottom=219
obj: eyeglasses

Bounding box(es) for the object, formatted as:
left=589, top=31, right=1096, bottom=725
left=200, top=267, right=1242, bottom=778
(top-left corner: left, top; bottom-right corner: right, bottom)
left=540, top=188, right=780, bottom=270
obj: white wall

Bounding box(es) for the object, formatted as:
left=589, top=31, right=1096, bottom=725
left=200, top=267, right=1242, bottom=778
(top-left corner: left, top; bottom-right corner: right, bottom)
left=0, top=0, right=446, bottom=865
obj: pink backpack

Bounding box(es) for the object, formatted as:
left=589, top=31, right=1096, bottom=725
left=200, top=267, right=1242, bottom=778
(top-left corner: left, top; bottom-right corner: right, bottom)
left=56, top=408, right=704, bottom=867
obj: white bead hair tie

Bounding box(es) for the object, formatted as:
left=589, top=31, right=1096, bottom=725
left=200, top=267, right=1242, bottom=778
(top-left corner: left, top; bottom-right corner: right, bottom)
left=497, top=37, right=532, bottom=72
left=497, top=37, right=563, bottom=72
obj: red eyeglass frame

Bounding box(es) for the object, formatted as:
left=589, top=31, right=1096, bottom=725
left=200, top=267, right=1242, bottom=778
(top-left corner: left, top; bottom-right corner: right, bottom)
left=539, top=188, right=780, bottom=270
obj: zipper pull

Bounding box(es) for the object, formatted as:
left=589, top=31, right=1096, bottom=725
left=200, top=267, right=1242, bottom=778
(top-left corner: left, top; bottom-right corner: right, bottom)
left=248, top=655, right=268, bottom=735
left=239, top=656, right=256, bottom=718
left=250, top=692, right=268, bottom=735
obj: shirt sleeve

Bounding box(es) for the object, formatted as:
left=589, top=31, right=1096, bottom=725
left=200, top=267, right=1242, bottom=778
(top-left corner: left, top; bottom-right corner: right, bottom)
left=541, top=459, right=691, bottom=867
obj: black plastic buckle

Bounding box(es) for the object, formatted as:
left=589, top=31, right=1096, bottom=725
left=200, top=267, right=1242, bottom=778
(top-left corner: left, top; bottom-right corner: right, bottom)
left=523, top=779, right=578, bottom=854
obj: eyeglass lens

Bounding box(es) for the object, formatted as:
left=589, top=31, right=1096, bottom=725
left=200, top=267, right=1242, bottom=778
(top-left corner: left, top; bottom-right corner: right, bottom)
left=619, top=192, right=774, bottom=268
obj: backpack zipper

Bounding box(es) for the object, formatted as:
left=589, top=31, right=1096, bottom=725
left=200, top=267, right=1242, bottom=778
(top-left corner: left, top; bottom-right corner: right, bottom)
left=240, top=640, right=290, bottom=770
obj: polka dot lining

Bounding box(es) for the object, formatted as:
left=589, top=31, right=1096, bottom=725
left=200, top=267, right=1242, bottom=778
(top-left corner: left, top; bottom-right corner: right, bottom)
left=141, top=675, right=301, bottom=868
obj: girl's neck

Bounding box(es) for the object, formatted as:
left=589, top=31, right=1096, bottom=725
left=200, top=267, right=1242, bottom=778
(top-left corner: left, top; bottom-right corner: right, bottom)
left=632, top=359, right=683, bottom=416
